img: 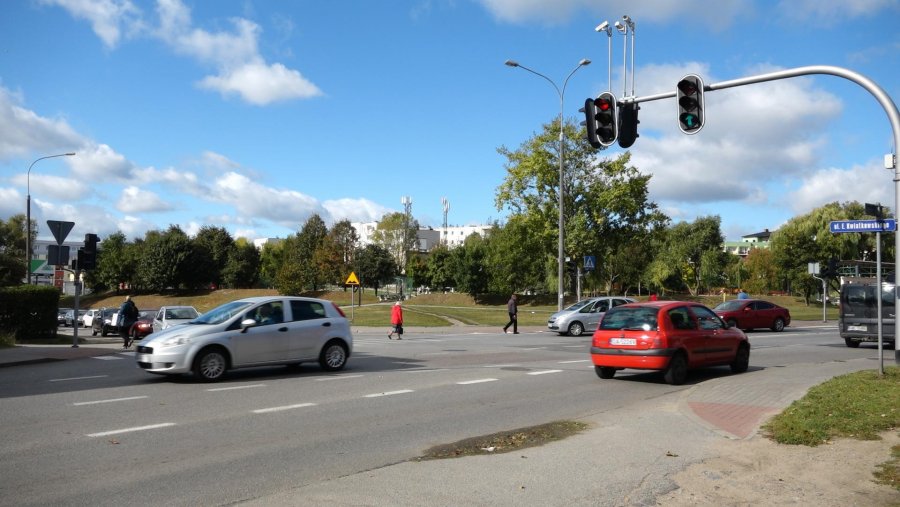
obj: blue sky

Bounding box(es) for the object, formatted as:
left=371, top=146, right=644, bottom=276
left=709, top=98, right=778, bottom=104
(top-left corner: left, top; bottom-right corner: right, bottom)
left=2, top=0, right=899, bottom=246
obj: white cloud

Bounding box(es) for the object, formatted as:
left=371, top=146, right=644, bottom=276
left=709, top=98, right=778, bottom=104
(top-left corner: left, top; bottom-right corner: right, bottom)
left=117, top=186, right=175, bottom=213
left=197, top=61, right=322, bottom=105
left=476, top=0, right=753, bottom=29
left=154, top=0, right=321, bottom=105
left=209, top=171, right=329, bottom=229
left=41, top=0, right=143, bottom=48
left=776, top=0, right=899, bottom=26
left=68, top=143, right=136, bottom=180
left=10, top=173, right=92, bottom=202
left=323, top=198, right=394, bottom=224
left=787, top=160, right=893, bottom=214
left=0, top=87, right=82, bottom=161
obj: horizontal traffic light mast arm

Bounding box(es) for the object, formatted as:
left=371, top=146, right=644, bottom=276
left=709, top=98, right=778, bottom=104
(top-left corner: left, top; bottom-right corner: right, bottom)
left=622, top=66, right=899, bottom=150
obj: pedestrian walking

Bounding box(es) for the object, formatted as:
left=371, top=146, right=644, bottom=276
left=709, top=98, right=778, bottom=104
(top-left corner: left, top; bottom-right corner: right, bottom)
left=388, top=301, right=404, bottom=340
left=119, top=295, right=139, bottom=348
left=503, top=294, right=519, bottom=334
left=737, top=289, right=749, bottom=300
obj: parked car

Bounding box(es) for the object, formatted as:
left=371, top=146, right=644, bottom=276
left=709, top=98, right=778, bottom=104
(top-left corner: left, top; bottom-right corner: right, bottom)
left=839, top=277, right=896, bottom=348
left=548, top=296, right=637, bottom=336
left=128, top=310, right=157, bottom=341
left=152, top=305, right=201, bottom=332
left=91, top=308, right=119, bottom=337
left=591, top=301, right=750, bottom=385
left=136, top=296, right=353, bottom=382
left=82, top=309, right=101, bottom=329
left=712, top=299, right=791, bottom=332
left=58, top=308, right=72, bottom=326
left=64, top=309, right=86, bottom=327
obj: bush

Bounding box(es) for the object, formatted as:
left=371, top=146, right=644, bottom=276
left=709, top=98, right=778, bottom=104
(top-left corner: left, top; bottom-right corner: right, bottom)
left=0, top=285, right=60, bottom=340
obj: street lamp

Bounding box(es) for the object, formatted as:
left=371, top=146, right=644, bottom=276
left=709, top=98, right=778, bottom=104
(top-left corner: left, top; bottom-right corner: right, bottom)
left=505, top=58, right=591, bottom=311
left=26, top=152, right=75, bottom=284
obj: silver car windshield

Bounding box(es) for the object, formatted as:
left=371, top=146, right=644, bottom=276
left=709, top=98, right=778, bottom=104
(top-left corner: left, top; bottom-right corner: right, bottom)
left=564, top=300, right=594, bottom=312
left=191, top=301, right=253, bottom=325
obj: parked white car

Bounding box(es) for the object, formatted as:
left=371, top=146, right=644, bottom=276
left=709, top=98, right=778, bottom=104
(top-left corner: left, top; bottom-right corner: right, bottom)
left=152, top=305, right=201, bottom=332
left=81, top=309, right=101, bottom=328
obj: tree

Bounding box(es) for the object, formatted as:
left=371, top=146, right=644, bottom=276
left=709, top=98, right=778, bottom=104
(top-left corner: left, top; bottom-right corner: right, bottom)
left=356, top=244, right=396, bottom=294
left=0, top=214, right=28, bottom=286
left=646, top=216, right=725, bottom=295
left=137, top=226, right=193, bottom=291
left=372, top=212, right=419, bottom=274
left=450, top=234, right=489, bottom=296
left=743, top=248, right=777, bottom=295
left=483, top=219, right=544, bottom=294
left=193, top=226, right=235, bottom=288
left=259, top=241, right=284, bottom=289
left=223, top=238, right=260, bottom=288
left=92, top=231, right=135, bottom=291
left=424, top=244, right=455, bottom=291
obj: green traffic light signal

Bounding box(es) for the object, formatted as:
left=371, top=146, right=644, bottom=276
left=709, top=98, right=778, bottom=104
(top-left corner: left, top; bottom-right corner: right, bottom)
left=676, top=74, right=705, bottom=134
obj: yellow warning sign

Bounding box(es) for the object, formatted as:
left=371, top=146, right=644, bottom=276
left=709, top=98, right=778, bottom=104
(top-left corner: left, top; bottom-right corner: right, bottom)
left=345, top=271, right=360, bottom=285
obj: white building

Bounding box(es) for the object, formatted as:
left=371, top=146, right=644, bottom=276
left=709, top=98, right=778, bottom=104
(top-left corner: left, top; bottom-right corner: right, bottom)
left=350, top=222, right=491, bottom=252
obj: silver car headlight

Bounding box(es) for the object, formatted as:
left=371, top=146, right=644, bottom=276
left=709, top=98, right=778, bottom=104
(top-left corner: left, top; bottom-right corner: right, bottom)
left=157, top=334, right=191, bottom=348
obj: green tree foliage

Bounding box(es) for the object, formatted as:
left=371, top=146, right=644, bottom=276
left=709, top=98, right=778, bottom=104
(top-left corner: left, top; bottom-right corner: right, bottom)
left=258, top=240, right=284, bottom=289
left=483, top=218, right=544, bottom=294
left=647, top=216, right=726, bottom=295
left=0, top=214, right=28, bottom=286
left=193, top=226, right=235, bottom=287
left=223, top=238, right=260, bottom=288
left=356, top=243, right=396, bottom=294
left=742, top=248, right=778, bottom=295
left=372, top=212, right=419, bottom=274
left=92, top=231, right=134, bottom=291
left=494, top=119, right=665, bottom=296
left=137, top=226, right=193, bottom=291
left=450, top=234, right=489, bottom=296
left=423, top=244, right=455, bottom=291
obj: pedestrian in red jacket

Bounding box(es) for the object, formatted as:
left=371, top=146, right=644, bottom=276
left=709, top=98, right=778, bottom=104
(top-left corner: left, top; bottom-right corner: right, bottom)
left=388, top=301, right=404, bottom=340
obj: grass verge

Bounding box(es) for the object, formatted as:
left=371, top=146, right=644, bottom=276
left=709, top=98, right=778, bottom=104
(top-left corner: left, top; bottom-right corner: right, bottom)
left=762, top=366, right=900, bottom=490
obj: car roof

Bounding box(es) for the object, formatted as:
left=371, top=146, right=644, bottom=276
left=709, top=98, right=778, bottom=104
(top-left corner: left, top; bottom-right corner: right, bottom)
left=232, top=296, right=329, bottom=304
left=619, top=300, right=707, bottom=310
left=158, top=305, right=197, bottom=309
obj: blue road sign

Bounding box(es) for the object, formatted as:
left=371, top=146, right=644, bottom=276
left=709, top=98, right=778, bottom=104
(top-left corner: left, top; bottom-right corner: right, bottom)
left=829, top=219, right=896, bottom=233
left=583, top=255, right=596, bottom=272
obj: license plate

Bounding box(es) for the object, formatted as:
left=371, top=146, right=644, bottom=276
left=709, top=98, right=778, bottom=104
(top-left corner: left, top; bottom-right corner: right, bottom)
left=847, top=325, right=867, bottom=332
left=610, top=337, right=636, bottom=346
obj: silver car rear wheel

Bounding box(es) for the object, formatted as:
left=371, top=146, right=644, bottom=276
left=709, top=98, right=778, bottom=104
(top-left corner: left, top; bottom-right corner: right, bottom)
left=319, top=341, right=348, bottom=372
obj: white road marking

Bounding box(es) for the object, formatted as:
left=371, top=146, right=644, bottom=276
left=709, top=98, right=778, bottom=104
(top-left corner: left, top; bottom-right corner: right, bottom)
left=559, top=359, right=590, bottom=364
left=87, top=423, right=176, bottom=437
left=207, top=384, right=267, bottom=392
left=521, top=347, right=544, bottom=351
left=314, top=374, right=364, bottom=381
left=365, top=390, right=414, bottom=398
left=562, top=345, right=586, bottom=348
left=483, top=364, right=520, bottom=368
left=457, top=378, right=498, bottom=385
left=252, top=403, right=317, bottom=414
left=73, top=396, right=147, bottom=406
left=92, top=356, right=124, bottom=361
left=49, top=375, right=108, bottom=382
left=528, top=369, right=563, bottom=375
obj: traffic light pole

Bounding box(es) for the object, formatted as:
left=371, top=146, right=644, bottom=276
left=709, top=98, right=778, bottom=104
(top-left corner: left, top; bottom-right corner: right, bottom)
left=627, top=65, right=900, bottom=365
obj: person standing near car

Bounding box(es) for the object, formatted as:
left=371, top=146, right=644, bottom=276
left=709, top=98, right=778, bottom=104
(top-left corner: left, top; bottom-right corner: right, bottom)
left=388, top=301, right=404, bottom=340
left=119, top=295, right=139, bottom=349
left=503, top=294, right=519, bottom=334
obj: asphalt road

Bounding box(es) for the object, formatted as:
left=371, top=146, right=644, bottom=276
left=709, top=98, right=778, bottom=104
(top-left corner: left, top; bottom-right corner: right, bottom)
left=0, top=325, right=879, bottom=506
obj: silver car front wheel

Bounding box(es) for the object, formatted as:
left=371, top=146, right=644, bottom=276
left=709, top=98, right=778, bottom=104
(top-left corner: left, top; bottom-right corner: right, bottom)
left=193, top=348, right=227, bottom=381
left=319, top=341, right=348, bottom=372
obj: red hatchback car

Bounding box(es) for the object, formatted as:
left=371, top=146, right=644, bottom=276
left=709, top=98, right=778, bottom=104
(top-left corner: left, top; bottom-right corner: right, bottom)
left=712, top=299, right=791, bottom=332
left=591, top=301, right=750, bottom=385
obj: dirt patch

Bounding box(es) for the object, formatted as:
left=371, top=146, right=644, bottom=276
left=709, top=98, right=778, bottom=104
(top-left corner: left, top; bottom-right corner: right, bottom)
left=657, top=431, right=900, bottom=506
left=418, top=421, right=588, bottom=460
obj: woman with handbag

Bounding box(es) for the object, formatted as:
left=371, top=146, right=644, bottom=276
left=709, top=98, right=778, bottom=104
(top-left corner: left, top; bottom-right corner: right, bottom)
left=388, top=301, right=403, bottom=340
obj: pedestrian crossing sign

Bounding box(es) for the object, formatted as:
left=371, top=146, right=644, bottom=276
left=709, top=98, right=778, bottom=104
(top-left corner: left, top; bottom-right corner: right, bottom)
left=583, top=255, right=596, bottom=272
left=345, top=272, right=360, bottom=285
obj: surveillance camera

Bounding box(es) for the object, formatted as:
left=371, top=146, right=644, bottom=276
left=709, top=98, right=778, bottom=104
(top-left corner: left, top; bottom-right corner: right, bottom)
left=595, top=21, right=609, bottom=32
left=623, top=15, right=632, bottom=22
left=614, top=21, right=626, bottom=33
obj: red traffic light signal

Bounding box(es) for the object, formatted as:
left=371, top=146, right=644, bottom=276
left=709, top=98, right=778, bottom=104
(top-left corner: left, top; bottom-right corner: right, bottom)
left=676, top=74, right=705, bottom=134
left=594, top=92, right=618, bottom=147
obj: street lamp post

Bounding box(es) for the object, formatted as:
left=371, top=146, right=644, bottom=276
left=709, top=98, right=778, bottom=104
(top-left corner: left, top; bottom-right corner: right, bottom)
left=505, top=58, right=590, bottom=311
left=26, top=152, right=75, bottom=284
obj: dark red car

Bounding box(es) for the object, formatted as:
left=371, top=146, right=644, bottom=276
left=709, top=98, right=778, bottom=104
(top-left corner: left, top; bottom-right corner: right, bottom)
left=128, top=310, right=156, bottom=341
left=591, top=301, right=750, bottom=385
left=713, top=299, right=790, bottom=332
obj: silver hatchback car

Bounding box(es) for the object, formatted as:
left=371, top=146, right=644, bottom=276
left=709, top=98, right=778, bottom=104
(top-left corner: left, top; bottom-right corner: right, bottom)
left=135, top=296, right=353, bottom=382
left=547, top=296, right=636, bottom=336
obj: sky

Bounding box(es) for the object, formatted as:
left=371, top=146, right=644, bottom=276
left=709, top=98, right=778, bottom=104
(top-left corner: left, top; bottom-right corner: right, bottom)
left=1, top=0, right=899, bottom=246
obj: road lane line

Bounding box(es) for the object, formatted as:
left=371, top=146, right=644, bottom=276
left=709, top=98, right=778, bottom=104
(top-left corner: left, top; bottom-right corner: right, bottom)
left=457, top=378, right=498, bottom=385
left=49, top=375, right=108, bottom=382
left=92, top=356, right=125, bottom=361
left=314, top=374, right=364, bottom=381
left=252, top=403, right=318, bottom=414
left=73, top=396, right=148, bottom=406
left=559, top=359, right=590, bottom=364
left=483, top=364, right=520, bottom=368
left=87, top=423, right=176, bottom=437
left=364, top=390, right=414, bottom=398
left=207, top=384, right=267, bottom=392
left=528, top=369, right=563, bottom=375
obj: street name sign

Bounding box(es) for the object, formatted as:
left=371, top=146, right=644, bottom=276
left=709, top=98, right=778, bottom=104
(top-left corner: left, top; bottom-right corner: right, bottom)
left=829, top=219, right=896, bottom=233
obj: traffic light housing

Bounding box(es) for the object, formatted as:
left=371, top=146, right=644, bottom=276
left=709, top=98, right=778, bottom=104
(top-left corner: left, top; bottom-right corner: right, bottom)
left=579, top=93, right=618, bottom=148
left=79, top=233, right=99, bottom=270
left=676, top=74, right=705, bottom=134
left=618, top=102, right=640, bottom=148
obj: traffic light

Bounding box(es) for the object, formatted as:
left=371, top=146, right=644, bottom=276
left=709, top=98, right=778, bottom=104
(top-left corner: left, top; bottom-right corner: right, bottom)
left=579, top=92, right=618, bottom=148
left=618, top=102, right=640, bottom=148
left=79, top=233, right=99, bottom=270
left=579, top=98, right=601, bottom=148
left=827, top=257, right=839, bottom=278
left=594, top=92, right=618, bottom=146
left=676, top=74, right=705, bottom=134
